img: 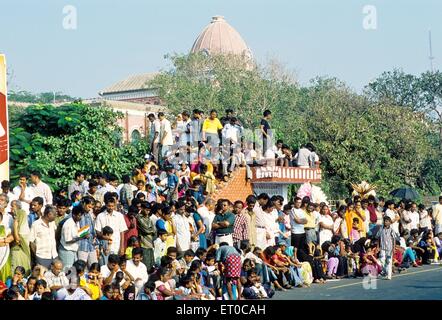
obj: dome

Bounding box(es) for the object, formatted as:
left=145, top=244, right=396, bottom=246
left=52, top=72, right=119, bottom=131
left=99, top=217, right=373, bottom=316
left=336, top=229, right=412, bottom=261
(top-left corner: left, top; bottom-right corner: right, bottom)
left=190, top=16, right=253, bottom=60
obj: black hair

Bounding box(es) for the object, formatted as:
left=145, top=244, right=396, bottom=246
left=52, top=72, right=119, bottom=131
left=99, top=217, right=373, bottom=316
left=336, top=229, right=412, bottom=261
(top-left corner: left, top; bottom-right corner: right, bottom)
left=205, top=253, right=215, bottom=261
left=108, top=254, right=120, bottom=264
left=32, top=196, right=44, bottom=206
left=73, top=259, right=87, bottom=275
left=102, top=226, right=114, bottom=235
left=257, top=193, right=270, bottom=201
left=88, top=180, right=99, bottom=188
left=132, top=247, right=143, bottom=257
left=89, top=263, right=101, bottom=273
left=263, top=110, right=271, bottom=117
left=183, top=249, right=195, bottom=257
left=30, top=171, right=42, bottom=179
left=160, top=256, right=173, bottom=268
left=189, top=260, right=202, bottom=272
left=122, top=175, right=131, bottom=184
left=118, top=256, right=127, bottom=265
left=14, top=265, right=26, bottom=275
left=103, top=284, right=113, bottom=293
left=195, top=248, right=207, bottom=258
left=157, top=229, right=168, bottom=237
left=35, top=279, right=47, bottom=288
left=167, top=246, right=178, bottom=255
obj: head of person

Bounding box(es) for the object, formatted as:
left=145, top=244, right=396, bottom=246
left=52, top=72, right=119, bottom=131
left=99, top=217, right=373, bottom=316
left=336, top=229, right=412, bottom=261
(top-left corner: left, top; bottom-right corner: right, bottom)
left=233, top=200, right=244, bottom=214
left=43, top=205, right=57, bottom=223
left=209, top=109, right=217, bottom=120
left=131, top=247, right=143, bottom=266
left=320, top=204, right=329, bottom=215
left=337, top=205, right=347, bottom=218
left=183, top=249, right=195, bottom=263
left=107, top=254, right=120, bottom=271
left=263, top=109, right=272, bottom=120
left=35, top=279, right=47, bottom=295
left=306, top=202, right=315, bottom=213
left=257, top=193, right=270, bottom=206
left=1, top=180, right=10, bottom=194
left=158, top=112, right=165, bottom=121
left=195, top=248, right=207, bottom=261
left=204, top=253, right=216, bottom=267
left=245, top=195, right=257, bottom=210
left=13, top=266, right=26, bottom=281
left=159, top=267, right=171, bottom=282
left=383, top=216, right=392, bottom=227
left=31, top=197, right=44, bottom=213
left=166, top=246, right=178, bottom=261
left=361, top=199, right=368, bottom=209
left=26, top=276, right=37, bottom=295
left=262, top=203, right=274, bottom=213
left=102, top=285, right=113, bottom=299
left=74, top=172, right=85, bottom=183
left=18, top=173, right=28, bottom=186
left=157, top=229, right=168, bottom=242
left=105, top=198, right=117, bottom=213
left=30, top=171, right=42, bottom=185
left=352, top=217, right=359, bottom=227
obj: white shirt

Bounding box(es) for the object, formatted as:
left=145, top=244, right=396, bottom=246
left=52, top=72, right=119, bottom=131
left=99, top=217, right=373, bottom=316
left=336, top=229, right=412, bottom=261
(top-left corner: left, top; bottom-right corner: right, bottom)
left=409, top=211, right=420, bottom=230
left=31, top=181, right=53, bottom=206
left=150, top=120, right=161, bottom=144
left=61, top=217, right=80, bottom=252
left=13, top=185, right=35, bottom=213
left=153, top=238, right=166, bottom=264
left=173, top=214, right=190, bottom=251
left=101, top=264, right=125, bottom=287
left=126, top=259, right=148, bottom=287
left=29, top=219, right=58, bottom=259
left=433, top=203, right=442, bottom=225
left=222, top=123, right=240, bottom=143
left=290, top=208, right=306, bottom=234
left=198, top=206, right=215, bottom=238
left=385, top=209, right=399, bottom=235
left=95, top=210, right=128, bottom=254
left=419, top=210, right=432, bottom=229
left=318, top=214, right=334, bottom=246
left=159, top=118, right=173, bottom=146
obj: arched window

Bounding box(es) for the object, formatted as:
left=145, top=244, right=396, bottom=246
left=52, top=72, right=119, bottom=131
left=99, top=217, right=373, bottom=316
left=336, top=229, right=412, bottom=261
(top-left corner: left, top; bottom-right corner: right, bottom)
left=131, top=129, right=141, bottom=142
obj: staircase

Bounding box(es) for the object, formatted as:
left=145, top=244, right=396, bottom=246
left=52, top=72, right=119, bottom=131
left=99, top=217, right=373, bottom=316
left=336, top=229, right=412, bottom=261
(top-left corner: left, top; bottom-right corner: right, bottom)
left=212, top=167, right=254, bottom=202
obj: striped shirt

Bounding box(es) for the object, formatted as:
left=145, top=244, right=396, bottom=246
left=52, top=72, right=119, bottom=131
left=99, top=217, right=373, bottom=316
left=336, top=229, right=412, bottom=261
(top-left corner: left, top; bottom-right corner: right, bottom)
left=376, top=226, right=397, bottom=253
left=78, top=212, right=96, bottom=253
left=233, top=213, right=249, bottom=242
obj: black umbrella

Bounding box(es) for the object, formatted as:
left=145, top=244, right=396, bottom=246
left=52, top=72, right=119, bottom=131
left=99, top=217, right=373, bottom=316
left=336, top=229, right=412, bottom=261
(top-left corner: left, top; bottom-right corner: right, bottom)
left=389, top=187, right=419, bottom=200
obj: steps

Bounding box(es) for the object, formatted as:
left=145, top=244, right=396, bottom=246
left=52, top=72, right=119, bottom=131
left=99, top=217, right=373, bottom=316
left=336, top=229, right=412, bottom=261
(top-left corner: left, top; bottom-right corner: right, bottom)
left=212, top=167, right=254, bottom=202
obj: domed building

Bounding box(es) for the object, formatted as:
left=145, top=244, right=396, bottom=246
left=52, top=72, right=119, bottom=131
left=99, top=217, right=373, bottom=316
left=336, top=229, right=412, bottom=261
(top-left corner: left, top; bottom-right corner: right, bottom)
left=190, top=15, right=253, bottom=62
left=96, top=15, right=254, bottom=142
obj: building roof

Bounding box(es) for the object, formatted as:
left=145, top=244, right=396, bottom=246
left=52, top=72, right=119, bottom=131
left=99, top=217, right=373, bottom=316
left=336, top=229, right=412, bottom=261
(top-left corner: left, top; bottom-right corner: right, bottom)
left=99, top=72, right=159, bottom=95
left=190, top=16, right=253, bottom=59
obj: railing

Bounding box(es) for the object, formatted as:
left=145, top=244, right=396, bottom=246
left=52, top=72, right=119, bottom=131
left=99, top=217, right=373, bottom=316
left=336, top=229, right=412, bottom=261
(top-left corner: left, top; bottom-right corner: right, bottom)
left=250, top=165, right=322, bottom=184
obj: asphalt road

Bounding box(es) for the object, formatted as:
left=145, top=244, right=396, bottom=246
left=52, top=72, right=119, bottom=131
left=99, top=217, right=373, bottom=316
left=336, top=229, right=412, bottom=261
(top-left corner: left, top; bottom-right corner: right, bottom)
left=274, top=265, right=442, bottom=300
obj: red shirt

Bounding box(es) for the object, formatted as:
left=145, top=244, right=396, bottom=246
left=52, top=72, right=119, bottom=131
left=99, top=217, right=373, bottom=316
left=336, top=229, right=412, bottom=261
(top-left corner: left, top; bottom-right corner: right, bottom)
left=123, top=215, right=138, bottom=249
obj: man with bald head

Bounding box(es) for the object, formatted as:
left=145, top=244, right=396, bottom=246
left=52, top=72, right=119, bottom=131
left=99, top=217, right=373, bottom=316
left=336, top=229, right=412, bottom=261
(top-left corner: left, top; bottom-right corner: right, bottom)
left=44, top=259, right=69, bottom=294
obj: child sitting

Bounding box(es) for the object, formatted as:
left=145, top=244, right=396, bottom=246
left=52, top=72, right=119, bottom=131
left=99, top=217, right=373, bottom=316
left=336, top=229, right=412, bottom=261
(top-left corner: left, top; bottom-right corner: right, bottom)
left=125, top=236, right=140, bottom=260
left=242, top=269, right=269, bottom=300
left=137, top=281, right=158, bottom=300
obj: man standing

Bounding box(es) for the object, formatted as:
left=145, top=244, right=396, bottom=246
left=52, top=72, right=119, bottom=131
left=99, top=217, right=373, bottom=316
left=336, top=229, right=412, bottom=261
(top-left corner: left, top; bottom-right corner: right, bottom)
left=77, top=198, right=99, bottom=268
left=212, top=199, right=235, bottom=246
left=13, top=173, right=35, bottom=214
left=30, top=171, right=53, bottom=206
left=147, top=113, right=161, bottom=162
left=29, top=205, right=58, bottom=269
left=290, top=197, right=307, bottom=251
left=432, top=196, right=442, bottom=235
left=197, top=198, right=216, bottom=247
left=202, top=110, right=223, bottom=148
left=158, top=112, right=173, bottom=166
left=242, top=195, right=257, bottom=248
left=260, top=110, right=272, bottom=156
left=68, top=172, right=86, bottom=198
left=95, top=198, right=128, bottom=256
left=28, top=197, right=44, bottom=229
left=59, top=206, right=84, bottom=271
left=189, top=109, right=203, bottom=150
left=173, top=201, right=191, bottom=252
left=232, top=200, right=249, bottom=249
left=136, top=203, right=156, bottom=271
left=254, top=193, right=270, bottom=249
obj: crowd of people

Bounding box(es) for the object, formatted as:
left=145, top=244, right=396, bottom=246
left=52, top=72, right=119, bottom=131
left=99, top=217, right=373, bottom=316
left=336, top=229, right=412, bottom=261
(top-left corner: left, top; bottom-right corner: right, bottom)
left=0, top=109, right=441, bottom=301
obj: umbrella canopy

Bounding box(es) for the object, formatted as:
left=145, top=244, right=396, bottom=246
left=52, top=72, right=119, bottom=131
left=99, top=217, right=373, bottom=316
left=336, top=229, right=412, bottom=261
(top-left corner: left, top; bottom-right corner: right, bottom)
left=389, top=187, right=419, bottom=200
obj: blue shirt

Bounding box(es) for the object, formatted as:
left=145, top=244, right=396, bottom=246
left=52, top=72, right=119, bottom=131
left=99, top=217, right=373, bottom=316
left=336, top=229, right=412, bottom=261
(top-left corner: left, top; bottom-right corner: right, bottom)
left=167, top=174, right=179, bottom=189
left=28, top=212, right=39, bottom=228
left=78, top=212, right=96, bottom=252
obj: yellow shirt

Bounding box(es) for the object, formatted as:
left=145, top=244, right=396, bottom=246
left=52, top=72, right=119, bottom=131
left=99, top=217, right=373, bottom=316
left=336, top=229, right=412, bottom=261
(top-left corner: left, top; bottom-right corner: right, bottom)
left=202, top=118, right=223, bottom=134
left=304, top=210, right=316, bottom=229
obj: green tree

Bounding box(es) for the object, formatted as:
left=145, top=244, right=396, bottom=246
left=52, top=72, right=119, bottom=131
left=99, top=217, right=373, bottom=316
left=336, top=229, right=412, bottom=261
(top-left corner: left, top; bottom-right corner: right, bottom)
left=10, top=103, right=148, bottom=190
